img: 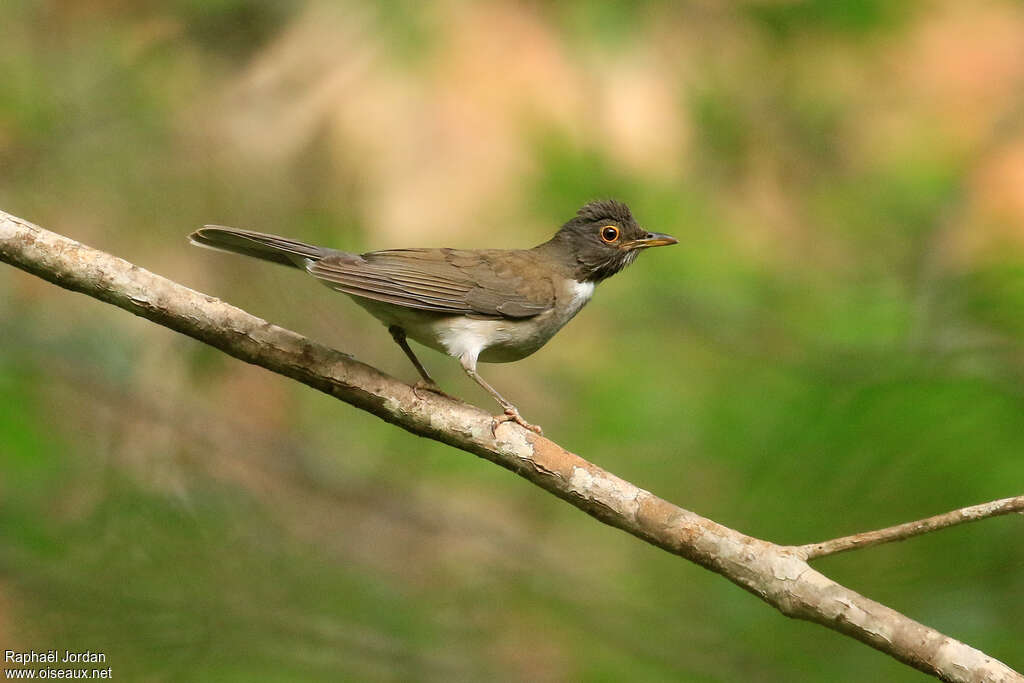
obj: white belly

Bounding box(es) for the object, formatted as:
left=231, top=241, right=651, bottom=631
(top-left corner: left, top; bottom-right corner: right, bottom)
left=437, top=315, right=555, bottom=363
left=351, top=279, right=595, bottom=364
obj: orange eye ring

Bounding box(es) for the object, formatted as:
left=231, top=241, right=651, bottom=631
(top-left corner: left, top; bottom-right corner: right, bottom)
left=600, top=225, right=620, bottom=243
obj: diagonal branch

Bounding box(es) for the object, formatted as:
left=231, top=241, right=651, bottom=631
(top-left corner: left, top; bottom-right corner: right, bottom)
left=800, top=495, right=1024, bottom=560
left=1, top=208, right=1020, bottom=683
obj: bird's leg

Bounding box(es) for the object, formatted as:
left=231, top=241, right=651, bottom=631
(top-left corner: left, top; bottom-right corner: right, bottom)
left=459, top=354, right=543, bottom=436
left=388, top=325, right=453, bottom=400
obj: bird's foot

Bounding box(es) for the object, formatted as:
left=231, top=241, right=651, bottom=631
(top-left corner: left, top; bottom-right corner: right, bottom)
left=413, top=379, right=456, bottom=401
left=491, top=407, right=543, bottom=436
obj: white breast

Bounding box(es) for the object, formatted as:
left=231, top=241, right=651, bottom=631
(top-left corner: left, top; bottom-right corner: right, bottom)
left=565, top=280, right=595, bottom=319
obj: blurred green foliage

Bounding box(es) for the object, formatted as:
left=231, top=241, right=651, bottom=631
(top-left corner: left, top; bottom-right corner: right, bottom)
left=2, top=1, right=1023, bottom=681
left=744, top=0, right=912, bottom=38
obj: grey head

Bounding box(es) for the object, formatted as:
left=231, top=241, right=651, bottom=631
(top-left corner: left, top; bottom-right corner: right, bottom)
left=542, top=200, right=678, bottom=283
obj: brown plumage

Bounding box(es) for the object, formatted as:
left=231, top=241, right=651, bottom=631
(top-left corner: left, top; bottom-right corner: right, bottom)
left=190, top=200, right=676, bottom=433
left=310, top=248, right=555, bottom=319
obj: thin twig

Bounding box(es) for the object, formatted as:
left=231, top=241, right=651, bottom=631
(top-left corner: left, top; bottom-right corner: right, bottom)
left=1, top=209, right=1021, bottom=683
left=800, top=496, right=1024, bottom=560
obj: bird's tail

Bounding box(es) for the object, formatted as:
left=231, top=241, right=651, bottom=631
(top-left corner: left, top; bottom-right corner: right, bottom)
left=189, top=226, right=331, bottom=269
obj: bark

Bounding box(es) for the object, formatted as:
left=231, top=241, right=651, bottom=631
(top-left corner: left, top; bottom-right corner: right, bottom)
left=802, top=496, right=1024, bottom=559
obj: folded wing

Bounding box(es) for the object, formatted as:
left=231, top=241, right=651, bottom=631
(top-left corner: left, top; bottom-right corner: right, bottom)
left=307, top=248, right=553, bottom=319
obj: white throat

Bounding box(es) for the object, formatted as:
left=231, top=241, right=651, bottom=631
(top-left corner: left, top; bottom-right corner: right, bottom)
left=565, top=280, right=595, bottom=320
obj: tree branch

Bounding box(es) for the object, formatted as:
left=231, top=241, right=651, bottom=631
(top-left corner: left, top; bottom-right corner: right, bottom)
left=1, top=208, right=1020, bottom=683
left=801, top=496, right=1024, bottom=560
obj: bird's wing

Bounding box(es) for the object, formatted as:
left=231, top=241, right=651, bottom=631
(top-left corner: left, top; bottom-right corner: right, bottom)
left=307, top=248, right=555, bottom=319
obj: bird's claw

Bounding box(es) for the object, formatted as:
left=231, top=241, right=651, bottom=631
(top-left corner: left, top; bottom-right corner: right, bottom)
left=413, top=380, right=456, bottom=401
left=491, top=407, right=543, bottom=436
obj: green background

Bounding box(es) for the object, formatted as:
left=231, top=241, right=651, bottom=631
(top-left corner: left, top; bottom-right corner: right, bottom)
left=2, top=1, right=1023, bottom=680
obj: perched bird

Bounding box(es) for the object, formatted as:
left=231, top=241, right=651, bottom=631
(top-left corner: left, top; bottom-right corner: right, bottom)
left=190, top=200, right=676, bottom=434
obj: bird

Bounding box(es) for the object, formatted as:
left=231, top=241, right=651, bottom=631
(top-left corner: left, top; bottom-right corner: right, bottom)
left=189, top=200, right=676, bottom=434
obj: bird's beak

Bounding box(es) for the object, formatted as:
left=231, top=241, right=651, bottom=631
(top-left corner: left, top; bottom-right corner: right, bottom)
left=623, top=232, right=678, bottom=250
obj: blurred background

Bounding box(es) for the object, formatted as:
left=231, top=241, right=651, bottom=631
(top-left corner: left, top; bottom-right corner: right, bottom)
left=2, top=0, right=1023, bottom=680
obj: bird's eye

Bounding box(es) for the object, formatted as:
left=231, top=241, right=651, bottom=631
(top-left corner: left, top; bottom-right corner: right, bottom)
left=600, top=226, right=620, bottom=243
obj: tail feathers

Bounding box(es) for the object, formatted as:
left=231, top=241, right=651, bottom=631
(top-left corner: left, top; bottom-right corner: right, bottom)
left=189, top=226, right=330, bottom=269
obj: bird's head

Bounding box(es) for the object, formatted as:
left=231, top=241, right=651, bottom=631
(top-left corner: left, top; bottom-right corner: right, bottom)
left=549, top=200, right=677, bottom=282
